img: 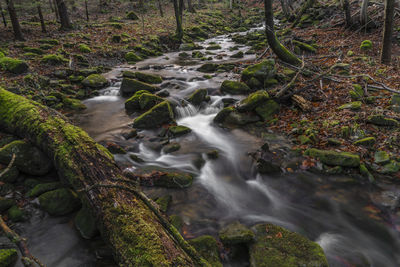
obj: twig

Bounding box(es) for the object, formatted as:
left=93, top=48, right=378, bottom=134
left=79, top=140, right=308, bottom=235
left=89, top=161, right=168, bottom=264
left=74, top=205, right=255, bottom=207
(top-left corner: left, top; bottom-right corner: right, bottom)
left=276, top=57, right=305, bottom=98
left=0, top=154, right=15, bottom=179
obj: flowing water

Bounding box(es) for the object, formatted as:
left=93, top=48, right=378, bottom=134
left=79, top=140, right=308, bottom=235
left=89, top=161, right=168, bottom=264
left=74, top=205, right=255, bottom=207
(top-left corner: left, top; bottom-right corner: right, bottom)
left=76, top=28, right=400, bottom=267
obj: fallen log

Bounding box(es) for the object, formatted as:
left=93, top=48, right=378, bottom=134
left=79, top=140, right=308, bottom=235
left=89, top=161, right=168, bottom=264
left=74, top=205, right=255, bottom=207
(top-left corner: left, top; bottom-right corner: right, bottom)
left=0, top=88, right=209, bottom=267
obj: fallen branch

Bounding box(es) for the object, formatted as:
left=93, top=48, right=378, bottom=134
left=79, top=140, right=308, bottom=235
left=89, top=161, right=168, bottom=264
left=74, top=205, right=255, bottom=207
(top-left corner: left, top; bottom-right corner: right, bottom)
left=276, top=58, right=305, bottom=98
left=0, top=154, right=15, bottom=178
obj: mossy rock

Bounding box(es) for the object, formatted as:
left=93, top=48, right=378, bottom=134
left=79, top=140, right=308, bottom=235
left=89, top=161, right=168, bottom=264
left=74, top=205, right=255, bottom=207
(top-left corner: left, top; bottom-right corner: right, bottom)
left=219, top=221, right=255, bottom=246
left=0, top=165, right=18, bottom=183
left=187, top=89, right=208, bottom=106
left=38, top=38, right=59, bottom=45
left=0, top=140, right=52, bottom=176
left=241, top=60, right=276, bottom=85
left=367, top=115, right=399, bottom=127
left=163, top=142, right=181, bottom=154
left=22, top=47, right=44, bottom=55
left=140, top=170, right=193, bottom=188
left=360, top=40, right=373, bottom=51
left=380, top=160, right=400, bottom=174
left=0, top=249, right=18, bottom=267
left=374, top=151, right=390, bottom=165
left=0, top=198, right=15, bottom=212
left=75, top=205, right=98, bottom=239
left=292, top=40, right=316, bottom=53
left=82, top=74, right=109, bottom=89
left=7, top=205, right=25, bottom=222
left=126, top=11, right=139, bottom=20
left=41, top=54, right=67, bottom=65
left=255, top=100, right=279, bottom=121
left=349, top=84, right=364, bottom=100
left=214, top=107, right=235, bottom=124
left=221, top=80, right=251, bottom=95
left=305, top=148, right=360, bottom=167
left=231, top=51, right=244, bottom=58
left=206, top=44, right=222, bottom=50
left=134, top=72, right=163, bottom=84
left=198, top=63, right=219, bottom=73
left=62, top=97, right=87, bottom=111
left=189, top=235, right=222, bottom=267
left=132, top=101, right=174, bottom=129
left=237, top=90, right=270, bottom=111
left=250, top=223, right=328, bottom=267
left=125, top=90, right=163, bottom=111
left=353, top=137, right=376, bottom=147
left=120, top=78, right=158, bottom=96
left=125, top=52, right=142, bottom=63
left=338, top=101, right=362, bottom=111
left=28, top=182, right=61, bottom=198
left=169, top=126, right=192, bottom=137
left=39, top=188, right=81, bottom=216
left=155, top=195, right=172, bottom=213
left=0, top=57, right=29, bottom=74
left=78, top=44, right=91, bottom=53
left=169, top=215, right=184, bottom=232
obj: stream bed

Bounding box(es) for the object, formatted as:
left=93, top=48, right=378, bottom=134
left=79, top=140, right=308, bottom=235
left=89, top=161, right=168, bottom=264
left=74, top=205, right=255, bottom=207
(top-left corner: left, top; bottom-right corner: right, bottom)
left=75, top=28, right=400, bottom=267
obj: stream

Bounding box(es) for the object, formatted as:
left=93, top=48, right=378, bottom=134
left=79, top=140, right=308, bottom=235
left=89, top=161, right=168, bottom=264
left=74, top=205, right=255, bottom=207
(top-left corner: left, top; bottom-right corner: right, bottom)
left=75, top=27, right=400, bottom=267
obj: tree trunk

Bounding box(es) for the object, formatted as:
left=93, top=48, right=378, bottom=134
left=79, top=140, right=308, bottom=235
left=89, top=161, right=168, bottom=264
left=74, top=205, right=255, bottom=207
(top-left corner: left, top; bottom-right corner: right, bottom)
left=0, top=1, right=7, bottom=27
left=48, top=0, right=54, bottom=12
left=380, top=0, right=395, bottom=64
left=157, top=0, right=163, bottom=17
left=37, top=3, right=47, bottom=33
left=5, top=0, right=24, bottom=41
left=85, top=0, right=89, bottom=21
left=360, top=0, right=369, bottom=27
left=291, top=0, right=315, bottom=28
left=0, top=88, right=210, bottom=267
left=342, top=0, right=352, bottom=27
left=173, top=0, right=183, bottom=40
left=279, top=0, right=290, bottom=18
left=264, top=0, right=301, bottom=65
left=55, top=0, right=72, bottom=30
left=187, top=0, right=195, bottom=12
left=53, top=0, right=60, bottom=21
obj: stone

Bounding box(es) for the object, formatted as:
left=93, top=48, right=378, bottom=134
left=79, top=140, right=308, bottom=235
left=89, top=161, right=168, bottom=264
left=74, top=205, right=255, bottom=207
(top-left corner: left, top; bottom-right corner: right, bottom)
left=0, top=166, right=18, bottom=183
left=0, top=140, right=52, bottom=176
left=241, top=60, right=276, bottom=85
left=367, top=115, right=399, bottom=127
left=189, top=235, right=222, bottom=267
left=380, top=160, right=400, bottom=174
left=120, top=78, right=158, bottom=96
left=360, top=164, right=375, bottom=182
left=125, top=52, right=142, bottom=62
left=219, top=221, right=255, bottom=245
left=237, top=90, right=269, bottom=111
left=0, top=198, right=15, bottom=212
left=141, top=171, right=193, bottom=188
left=374, top=151, right=390, bottom=165
left=0, top=57, right=29, bottom=74
left=132, top=101, right=174, bottom=129
left=249, top=224, right=328, bottom=267
left=169, top=126, right=192, bottom=137
left=28, top=182, right=61, bottom=198
left=7, top=205, right=25, bottom=222
left=338, top=101, right=362, bottom=111
left=327, top=138, right=341, bottom=146
left=82, top=74, right=108, bottom=89
left=187, top=89, right=208, bottom=106
left=75, top=205, right=98, bottom=239
left=169, top=214, right=184, bottom=232
left=206, top=44, right=222, bottom=50
left=134, top=72, right=163, bottom=84
left=126, top=11, right=139, bottom=20
left=125, top=91, right=163, bottom=111
left=197, top=63, right=219, bottom=73
left=305, top=148, right=360, bottom=167
left=353, top=137, right=376, bottom=147
left=0, top=249, right=18, bottom=267
left=231, top=51, right=244, bottom=58
left=257, top=159, right=281, bottom=174
left=39, top=188, right=81, bottom=216
left=163, top=142, right=181, bottom=154
left=255, top=100, right=280, bottom=121
left=155, top=195, right=172, bottom=213
left=221, top=80, right=251, bottom=95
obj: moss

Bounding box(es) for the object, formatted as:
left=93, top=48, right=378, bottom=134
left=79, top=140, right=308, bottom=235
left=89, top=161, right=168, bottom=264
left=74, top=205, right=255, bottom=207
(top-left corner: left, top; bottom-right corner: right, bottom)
left=78, top=44, right=91, bottom=53
left=62, top=97, right=87, bottom=111
left=0, top=197, right=15, bottom=212
left=134, top=72, right=163, bottom=84
left=305, top=148, right=360, bottom=167
left=206, top=44, right=222, bottom=50
left=255, top=100, right=280, bottom=121
left=163, top=142, right=181, bottom=154
left=353, top=137, right=376, bottom=147
left=125, top=91, right=163, bottom=111
left=237, top=90, right=269, bottom=112
left=221, top=80, right=251, bottom=95
left=169, top=215, right=184, bottom=233
left=39, top=188, right=81, bottom=216
left=41, top=54, right=67, bottom=65
left=187, top=89, right=208, bottom=106
left=241, top=60, right=276, bottom=85
left=75, top=204, right=98, bottom=239
left=169, top=126, right=192, bottom=137
left=189, top=235, right=222, bottom=267
left=0, top=57, right=29, bottom=74
left=292, top=40, right=316, bottom=53
left=28, top=182, right=61, bottom=198
left=22, top=47, right=44, bottom=55
left=367, top=115, right=399, bottom=127
left=0, top=249, right=18, bottom=267
left=374, top=151, right=390, bottom=165
left=38, top=38, right=59, bottom=45
left=219, top=221, right=255, bottom=245
left=82, top=74, right=108, bottom=88
left=360, top=164, right=375, bottom=182
left=125, top=52, right=142, bottom=63
left=214, top=107, right=235, bottom=124
left=360, top=40, right=373, bottom=50
left=155, top=195, right=172, bottom=213
left=132, top=101, right=174, bottom=129
left=250, top=224, right=328, bottom=267
left=8, top=205, right=25, bottom=222
left=120, top=78, right=158, bottom=96
left=338, top=101, right=362, bottom=111
left=198, top=63, right=219, bottom=73
left=126, top=11, right=139, bottom=20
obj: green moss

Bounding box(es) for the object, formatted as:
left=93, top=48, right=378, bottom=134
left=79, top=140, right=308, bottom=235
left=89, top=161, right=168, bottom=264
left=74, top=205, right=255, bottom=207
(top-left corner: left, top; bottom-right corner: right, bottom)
left=237, top=90, right=269, bottom=111
left=169, top=126, right=192, bottom=137
left=63, top=97, right=87, bottom=111
left=360, top=164, right=375, bottom=182
left=134, top=72, right=163, bottom=84
left=0, top=249, right=18, bottom=267
left=155, top=195, right=172, bottom=213
left=38, top=39, right=59, bottom=45
left=219, top=221, right=254, bottom=245
left=353, top=137, right=376, bottom=147
left=39, top=188, right=81, bottom=216
left=75, top=204, right=98, bottom=239
left=292, top=40, right=316, bottom=53
left=0, top=197, right=15, bottom=212
left=0, top=57, right=29, bottom=74
left=125, top=91, right=163, bottom=111
left=41, top=54, right=67, bottom=65
left=163, top=142, right=181, bottom=154
left=8, top=205, right=25, bottom=222
left=214, top=107, right=235, bottom=124
left=125, top=52, right=142, bottom=63
left=82, top=74, right=108, bottom=88
left=367, top=115, right=399, bottom=127
left=187, top=89, right=208, bottom=106
left=126, top=11, right=139, bottom=20
left=78, top=44, right=91, bottom=53
left=28, top=182, right=61, bottom=198
left=132, top=101, right=174, bottom=129
left=360, top=40, right=373, bottom=50
left=221, top=80, right=251, bottom=95
left=206, top=44, right=222, bottom=50
left=23, top=47, right=44, bottom=55
left=241, top=60, right=276, bottom=85
left=169, top=215, right=184, bottom=233
left=374, top=151, right=390, bottom=165
left=198, top=63, right=219, bottom=73
left=189, top=235, right=222, bottom=267
left=338, top=101, right=362, bottom=111
left=305, top=148, right=360, bottom=167
left=120, top=78, right=158, bottom=96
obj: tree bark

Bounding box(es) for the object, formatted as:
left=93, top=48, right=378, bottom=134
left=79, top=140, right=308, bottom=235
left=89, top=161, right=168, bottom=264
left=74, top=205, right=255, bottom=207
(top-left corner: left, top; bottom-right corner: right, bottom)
left=264, top=0, right=301, bottom=65
left=380, top=0, right=395, bottom=64
left=0, top=88, right=210, bottom=267
left=85, top=0, right=89, bottom=21
left=360, top=0, right=369, bottom=27
left=342, top=0, right=352, bottom=27
left=187, top=0, right=195, bottom=12
left=157, top=0, right=163, bottom=17
left=55, top=0, right=72, bottom=30
left=37, top=3, right=47, bottom=33
left=173, top=0, right=183, bottom=40
left=53, top=0, right=60, bottom=21
left=0, top=1, right=7, bottom=27
left=5, top=0, right=24, bottom=41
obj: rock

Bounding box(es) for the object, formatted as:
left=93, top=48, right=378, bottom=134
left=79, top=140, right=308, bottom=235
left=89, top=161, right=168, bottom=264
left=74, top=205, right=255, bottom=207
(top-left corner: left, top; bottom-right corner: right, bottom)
left=222, top=110, right=260, bottom=126
left=360, top=40, right=372, bottom=50
left=41, top=54, right=67, bottom=65
left=38, top=188, right=81, bottom=216
left=257, top=158, right=281, bottom=174
left=106, top=142, right=126, bottom=154
left=298, top=135, right=312, bottom=145
left=133, top=72, right=163, bottom=84
left=169, top=215, right=184, bottom=232
left=353, top=137, right=376, bottom=147
left=327, top=138, right=341, bottom=146
left=187, top=89, right=208, bottom=105
left=62, top=97, right=87, bottom=111
left=28, top=182, right=61, bottom=198
left=0, top=198, right=15, bottom=212
left=155, top=195, right=172, bottom=213
left=0, top=140, right=52, bottom=176
left=75, top=205, right=98, bottom=239
left=219, top=221, right=255, bottom=246
left=367, top=115, right=399, bottom=127
left=360, top=164, right=375, bottom=182
left=0, top=249, right=18, bottom=267
left=132, top=101, right=174, bottom=129
left=121, top=129, right=137, bottom=140
left=230, top=51, right=244, bottom=58
left=241, top=60, right=276, bottom=86
left=126, top=11, right=139, bottom=20
left=305, top=148, right=360, bottom=167
left=264, top=78, right=278, bottom=88
left=255, top=100, right=279, bottom=121
left=120, top=78, right=158, bottom=96
left=81, top=74, right=108, bottom=89
left=179, top=43, right=198, bottom=51
left=7, top=205, right=25, bottom=222
left=374, top=151, right=390, bottom=165
left=125, top=52, right=142, bottom=62
left=0, top=57, right=29, bottom=74
left=338, top=101, right=362, bottom=111
left=125, top=90, right=163, bottom=111
left=169, top=126, right=191, bottom=137
left=189, top=235, right=222, bottom=267
left=0, top=166, right=18, bottom=183
left=380, top=160, right=400, bottom=174
left=221, top=80, right=251, bottom=95
left=206, top=44, right=222, bottom=50
left=214, top=107, right=235, bottom=124
left=249, top=224, right=328, bottom=267
left=349, top=84, right=364, bottom=100
left=78, top=44, right=91, bottom=53
left=206, top=150, right=219, bottom=159
left=198, top=63, right=219, bottom=73
left=140, top=171, right=193, bottom=188
left=237, top=90, right=269, bottom=111
left=163, top=142, right=181, bottom=154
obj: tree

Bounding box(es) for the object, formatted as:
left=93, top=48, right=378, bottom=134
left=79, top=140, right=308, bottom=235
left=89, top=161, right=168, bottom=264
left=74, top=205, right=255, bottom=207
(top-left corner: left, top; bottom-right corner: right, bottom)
left=360, top=0, right=369, bottom=28
left=187, top=0, right=195, bottom=13
left=157, top=0, right=163, bottom=17
left=173, top=0, right=184, bottom=40
left=5, top=0, right=24, bottom=41
left=0, top=1, right=7, bottom=27
left=264, top=0, right=301, bottom=65
left=37, top=1, right=47, bottom=33
left=342, top=0, right=352, bottom=28
left=380, top=0, right=395, bottom=64
left=55, top=0, right=72, bottom=30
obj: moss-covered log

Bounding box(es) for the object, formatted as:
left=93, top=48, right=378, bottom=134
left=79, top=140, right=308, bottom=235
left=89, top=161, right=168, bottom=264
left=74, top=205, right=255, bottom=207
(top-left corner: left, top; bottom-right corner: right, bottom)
left=0, top=88, right=209, bottom=267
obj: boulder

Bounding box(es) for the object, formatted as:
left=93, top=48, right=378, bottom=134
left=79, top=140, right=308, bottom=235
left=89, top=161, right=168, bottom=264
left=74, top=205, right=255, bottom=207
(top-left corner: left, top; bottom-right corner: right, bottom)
left=125, top=90, right=163, bottom=111
left=163, top=142, right=181, bottom=154
left=305, top=148, right=360, bottom=167
left=28, top=182, right=62, bottom=198
left=38, top=188, right=81, bottom=216
left=0, top=140, right=52, bottom=176
left=132, top=101, right=174, bottom=129
left=367, top=115, right=399, bottom=127
left=198, top=63, right=219, bottom=73
left=250, top=224, right=328, bottom=267
left=82, top=74, right=109, bottom=89
left=133, top=72, right=163, bottom=84
left=241, top=60, right=276, bottom=85
left=0, top=57, right=29, bottom=74
left=125, top=52, right=142, bottom=62
left=189, top=235, right=222, bottom=267
left=75, top=205, right=98, bottom=239
left=120, top=78, right=158, bottom=96
left=187, top=89, right=208, bottom=106
left=219, top=221, right=255, bottom=246
left=255, top=100, right=280, bottom=121
left=0, top=249, right=18, bottom=267
left=168, top=126, right=192, bottom=137
left=221, top=80, right=251, bottom=95
left=374, top=151, right=390, bottom=165
left=237, top=90, right=269, bottom=111
left=0, top=198, right=15, bottom=212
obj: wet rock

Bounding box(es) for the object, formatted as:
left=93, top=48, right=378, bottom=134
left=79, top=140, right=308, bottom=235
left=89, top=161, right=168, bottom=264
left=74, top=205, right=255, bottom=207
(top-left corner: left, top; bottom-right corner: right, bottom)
left=237, top=90, right=269, bottom=111
left=169, top=214, right=184, bottom=232
left=241, top=60, right=276, bottom=87
left=168, top=126, right=192, bottom=137
left=198, top=63, right=219, bottom=73
left=7, top=205, right=25, bottom=222
left=0, top=165, right=19, bottom=183
left=0, top=249, right=18, bottom=267
left=353, top=137, right=376, bottom=147
left=163, top=142, right=181, bottom=154
left=180, top=43, right=201, bottom=51
left=187, top=89, right=208, bottom=106
left=132, top=101, right=174, bottom=129
left=189, top=235, right=222, bottom=267
left=219, top=221, right=254, bottom=246
left=156, top=89, right=170, bottom=97
left=371, top=190, right=400, bottom=210
left=75, top=205, right=98, bottom=239
left=81, top=74, right=109, bottom=89
left=139, top=170, right=193, bottom=188
left=249, top=224, right=328, bottom=267
left=28, top=182, right=62, bottom=198
left=0, top=198, right=15, bottom=212
left=0, top=140, right=52, bottom=176
left=374, top=151, right=390, bottom=165
left=256, top=100, right=279, bottom=121
left=129, top=154, right=144, bottom=163
left=206, top=150, right=219, bottom=159
left=106, top=142, right=126, bottom=154
left=39, top=188, right=81, bottom=216
left=379, top=160, right=400, bottom=174
left=120, top=78, right=158, bottom=96
left=223, top=110, right=260, bottom=126
left=257, top=158, right=281, bottom=174
left=231, top=51, right=244, bottom=58
left=206, top=44, right=222, bottom=50
left=121, top=129, right=137, bottom=140
left=155, top=195, right=172, bottom=213
left=221, top=80, right=251, bottom=95
left=360, top=164, right=375, bottom=182
left=122, top=71, right=162, bottom=84
left=367, top=115, right=399, bottom=127
left=305, top=148, right=360, bottom=167
left=124, top=52, right=142, bottom=63
left=125, top=90, right=164, bottom=112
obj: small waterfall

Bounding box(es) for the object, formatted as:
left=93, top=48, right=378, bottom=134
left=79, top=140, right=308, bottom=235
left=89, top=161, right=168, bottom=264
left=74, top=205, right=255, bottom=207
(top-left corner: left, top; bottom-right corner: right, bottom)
left=175, top=103, right=198, bottom=118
